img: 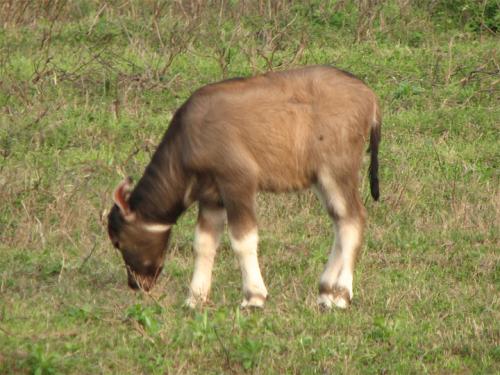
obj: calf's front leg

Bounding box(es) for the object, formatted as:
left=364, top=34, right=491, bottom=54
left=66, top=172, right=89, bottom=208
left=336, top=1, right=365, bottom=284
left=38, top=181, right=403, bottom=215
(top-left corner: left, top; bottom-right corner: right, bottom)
left=185, top=204, right=225, bottom=308
left=218, top=177, right=268, bottom=307
left=229, top=227, right=268, bottom=307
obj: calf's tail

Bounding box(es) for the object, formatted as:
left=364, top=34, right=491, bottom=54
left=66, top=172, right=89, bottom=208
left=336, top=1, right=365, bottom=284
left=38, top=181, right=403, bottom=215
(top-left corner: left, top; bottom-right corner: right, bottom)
left=368, top=103, right=381, bottom=201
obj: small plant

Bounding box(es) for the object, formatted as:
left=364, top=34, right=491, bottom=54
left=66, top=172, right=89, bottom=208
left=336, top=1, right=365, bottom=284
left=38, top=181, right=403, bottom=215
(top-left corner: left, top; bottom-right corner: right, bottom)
left=393, top=81, right=424, bottom=99
left=24, top=344, right=58, bottom=375
left=125, top=303, right=163, bottom=335
left=367, top=316, right=393, bottom=342
left=187, top=310, right=218, bottom=343
left=64, top=305, right=93, bottom=322
left=234, top=337, right=264, bottom=370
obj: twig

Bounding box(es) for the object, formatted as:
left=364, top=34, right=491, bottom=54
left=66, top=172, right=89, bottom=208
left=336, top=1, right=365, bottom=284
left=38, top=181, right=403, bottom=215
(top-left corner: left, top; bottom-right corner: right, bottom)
left=0, top=325, right=13, bottom=337
left=213, top=325, right=233, bottom=372
left=79, top=241, right=97, bottom=269
left=445, top=36, right=455, bottom=84
left=87, top=4, right=107, bottom=36
left=58, top=250, right=66, bottom=283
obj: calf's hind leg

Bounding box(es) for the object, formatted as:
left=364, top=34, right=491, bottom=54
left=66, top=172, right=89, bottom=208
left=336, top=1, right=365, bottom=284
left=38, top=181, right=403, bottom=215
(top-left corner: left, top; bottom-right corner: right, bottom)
left=315, top=170, right=366, bottom=309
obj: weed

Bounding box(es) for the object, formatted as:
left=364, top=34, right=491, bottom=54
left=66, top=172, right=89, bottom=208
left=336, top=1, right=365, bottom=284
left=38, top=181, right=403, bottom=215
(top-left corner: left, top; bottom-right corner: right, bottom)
left=125, top=303, right=163, bottom=335
left=24, top=344, right=59, bottom=375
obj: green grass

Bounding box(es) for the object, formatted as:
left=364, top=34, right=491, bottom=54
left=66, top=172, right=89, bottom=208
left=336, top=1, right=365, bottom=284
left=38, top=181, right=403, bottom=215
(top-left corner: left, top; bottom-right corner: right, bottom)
left=1, top=1, right=499, bottom=373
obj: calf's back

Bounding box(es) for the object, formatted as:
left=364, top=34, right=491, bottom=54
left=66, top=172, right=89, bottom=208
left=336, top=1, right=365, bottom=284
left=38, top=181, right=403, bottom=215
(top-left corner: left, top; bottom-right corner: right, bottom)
left=174, top=66, right=378, bottom=193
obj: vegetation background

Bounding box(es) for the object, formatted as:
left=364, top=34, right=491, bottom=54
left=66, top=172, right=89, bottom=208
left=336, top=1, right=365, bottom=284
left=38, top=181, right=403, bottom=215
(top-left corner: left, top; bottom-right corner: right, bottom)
left=0, top=0, right=498, bottom=373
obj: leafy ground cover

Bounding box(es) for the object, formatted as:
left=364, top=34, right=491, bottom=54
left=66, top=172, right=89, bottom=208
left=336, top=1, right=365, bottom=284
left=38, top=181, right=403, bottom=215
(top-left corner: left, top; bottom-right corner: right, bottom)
left=0, top=1, right=499, bottom=373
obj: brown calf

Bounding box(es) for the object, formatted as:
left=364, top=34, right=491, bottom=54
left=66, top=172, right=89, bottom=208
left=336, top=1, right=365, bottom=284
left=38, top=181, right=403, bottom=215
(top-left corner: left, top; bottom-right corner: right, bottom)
left=107, top=65, right=381, bottom=309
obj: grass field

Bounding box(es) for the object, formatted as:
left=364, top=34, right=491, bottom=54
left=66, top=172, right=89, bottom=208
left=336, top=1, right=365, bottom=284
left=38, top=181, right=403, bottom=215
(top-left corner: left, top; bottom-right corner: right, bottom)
left=1, top=1, right=499, bottom=373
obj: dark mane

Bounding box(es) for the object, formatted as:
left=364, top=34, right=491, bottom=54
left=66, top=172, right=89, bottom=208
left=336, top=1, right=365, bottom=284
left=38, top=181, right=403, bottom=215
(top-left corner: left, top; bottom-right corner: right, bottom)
left=128, top=104, right=190, bottom=223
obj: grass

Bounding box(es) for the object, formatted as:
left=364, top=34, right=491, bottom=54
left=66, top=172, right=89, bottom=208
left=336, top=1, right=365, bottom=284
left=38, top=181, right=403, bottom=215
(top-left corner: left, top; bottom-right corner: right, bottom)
left=1, top=0, right=499, bottom=373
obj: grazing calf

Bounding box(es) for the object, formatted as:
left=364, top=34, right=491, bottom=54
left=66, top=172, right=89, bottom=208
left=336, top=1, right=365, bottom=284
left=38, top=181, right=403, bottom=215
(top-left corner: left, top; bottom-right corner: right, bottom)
left=107, top=65, right=381, bottom=309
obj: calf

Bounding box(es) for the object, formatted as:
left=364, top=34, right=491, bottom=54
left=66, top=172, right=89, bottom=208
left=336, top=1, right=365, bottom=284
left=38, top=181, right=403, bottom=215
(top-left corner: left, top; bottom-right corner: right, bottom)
left=107, top=65, right=381, bottom=309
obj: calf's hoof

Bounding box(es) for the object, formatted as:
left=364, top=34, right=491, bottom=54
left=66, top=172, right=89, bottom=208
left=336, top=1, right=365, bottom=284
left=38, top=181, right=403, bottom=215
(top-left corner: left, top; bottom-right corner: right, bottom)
left=241, top=293, right=267, bottom=308
left=184, top=294, right=207, bottom=309
left=317, top=286, right=351, bottom=310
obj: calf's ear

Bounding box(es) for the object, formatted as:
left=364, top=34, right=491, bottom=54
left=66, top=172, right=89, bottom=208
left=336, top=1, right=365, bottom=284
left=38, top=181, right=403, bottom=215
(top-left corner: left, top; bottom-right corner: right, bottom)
left=113, top=177, right=135, bottom=221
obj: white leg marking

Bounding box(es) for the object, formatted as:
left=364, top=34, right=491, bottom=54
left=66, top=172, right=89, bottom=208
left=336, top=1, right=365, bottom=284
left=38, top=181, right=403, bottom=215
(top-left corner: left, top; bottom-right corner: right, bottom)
left=318, top=221, right=361, bottom=309
left=336, top=269, right=354, bottom=300
left=186, top=209, right=225, bottom=308
left=335, top=221, right=359, bottom=299
left=229, top=229, right=268, bottom=308
left=319, top=226, right=342, bottom=288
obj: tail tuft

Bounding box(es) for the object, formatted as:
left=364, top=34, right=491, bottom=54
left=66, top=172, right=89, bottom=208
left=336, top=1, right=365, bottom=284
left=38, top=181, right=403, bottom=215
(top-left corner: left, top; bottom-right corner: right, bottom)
left=368, top=122, right=381, bottom=201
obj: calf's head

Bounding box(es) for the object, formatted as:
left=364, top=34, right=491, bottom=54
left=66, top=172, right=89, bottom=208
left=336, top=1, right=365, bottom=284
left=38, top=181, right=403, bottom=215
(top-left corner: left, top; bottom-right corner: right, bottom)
left=107, top=178, right=171, bottom=291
